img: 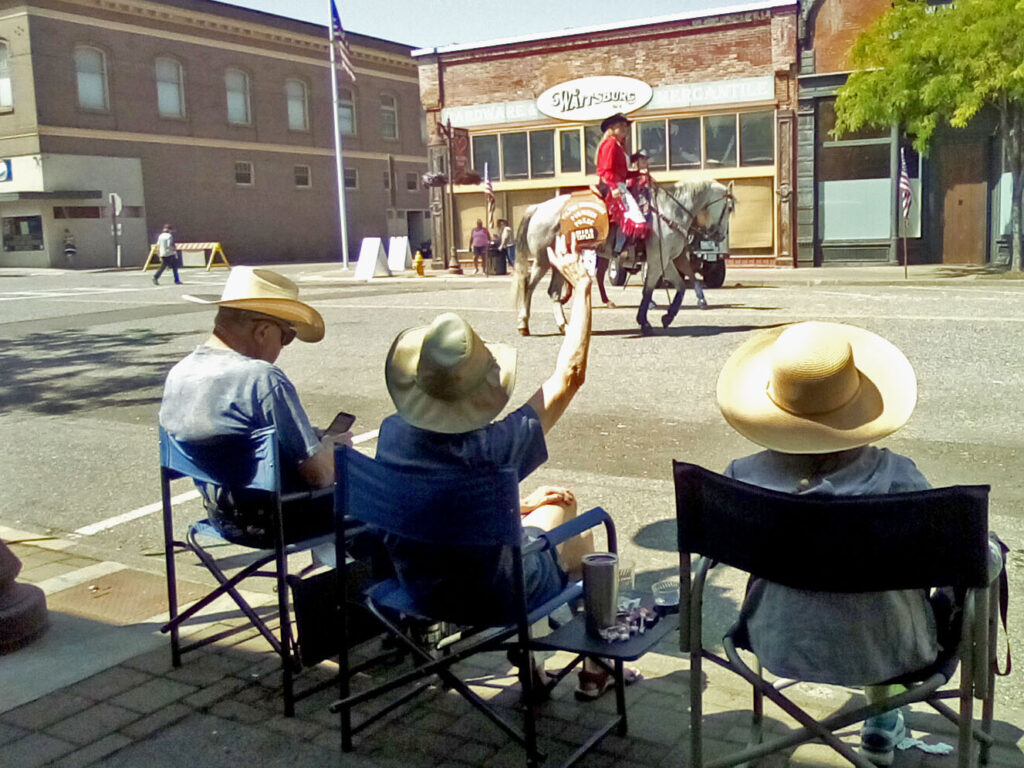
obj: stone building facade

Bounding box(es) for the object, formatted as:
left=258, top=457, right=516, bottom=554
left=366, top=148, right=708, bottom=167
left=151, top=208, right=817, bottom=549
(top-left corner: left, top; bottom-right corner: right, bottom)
left=0, top=0, right=428, bottom=268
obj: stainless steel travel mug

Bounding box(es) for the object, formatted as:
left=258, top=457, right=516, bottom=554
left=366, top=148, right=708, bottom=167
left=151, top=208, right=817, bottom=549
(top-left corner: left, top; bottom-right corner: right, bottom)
left=582, top=552, right=619, bottom=636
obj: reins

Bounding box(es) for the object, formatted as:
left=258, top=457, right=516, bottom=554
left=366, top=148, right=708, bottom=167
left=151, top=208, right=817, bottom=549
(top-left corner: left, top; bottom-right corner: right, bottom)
left=646, top=178, right=734, bottom=242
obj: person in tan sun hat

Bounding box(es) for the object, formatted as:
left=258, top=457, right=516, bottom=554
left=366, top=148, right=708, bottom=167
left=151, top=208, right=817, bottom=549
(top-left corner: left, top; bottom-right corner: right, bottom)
left=159, top=267, right=348, bottom=547
left=377, top=234, right=640, bottom=702
left=716, top=321, right=938, bottom=766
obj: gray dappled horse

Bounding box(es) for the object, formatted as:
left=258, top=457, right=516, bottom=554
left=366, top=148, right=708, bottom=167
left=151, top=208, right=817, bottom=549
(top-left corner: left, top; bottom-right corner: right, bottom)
left=513, top=180, right=734, bottom=335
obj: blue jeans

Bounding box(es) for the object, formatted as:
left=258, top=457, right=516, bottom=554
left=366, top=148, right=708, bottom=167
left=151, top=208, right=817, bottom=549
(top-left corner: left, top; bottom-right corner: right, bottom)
left=154, top=253, right=181, bottom=283
left=503, top=244, right=516, bottom=267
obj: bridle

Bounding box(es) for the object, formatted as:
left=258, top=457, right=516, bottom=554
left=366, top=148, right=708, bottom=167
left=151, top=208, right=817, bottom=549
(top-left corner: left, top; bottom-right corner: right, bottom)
left=647, top=178, right=734, bottom=243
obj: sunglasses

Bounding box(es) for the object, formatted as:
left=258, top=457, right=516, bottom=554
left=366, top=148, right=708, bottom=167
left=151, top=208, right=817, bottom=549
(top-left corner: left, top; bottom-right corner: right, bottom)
left=254, top=316, right=297, bottom=346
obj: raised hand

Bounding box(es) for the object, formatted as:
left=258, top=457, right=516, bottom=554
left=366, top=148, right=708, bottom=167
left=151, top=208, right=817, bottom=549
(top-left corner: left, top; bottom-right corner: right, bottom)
left=547, top=233, right=592, bottom=288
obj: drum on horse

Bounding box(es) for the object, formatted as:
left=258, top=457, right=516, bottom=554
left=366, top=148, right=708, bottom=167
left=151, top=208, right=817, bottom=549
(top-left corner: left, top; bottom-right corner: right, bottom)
left=512, top=180, right=734, bottom=335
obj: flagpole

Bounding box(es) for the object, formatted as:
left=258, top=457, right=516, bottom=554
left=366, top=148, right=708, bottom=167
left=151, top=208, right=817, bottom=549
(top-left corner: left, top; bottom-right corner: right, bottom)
left=329, top=0, right=350, bottom=269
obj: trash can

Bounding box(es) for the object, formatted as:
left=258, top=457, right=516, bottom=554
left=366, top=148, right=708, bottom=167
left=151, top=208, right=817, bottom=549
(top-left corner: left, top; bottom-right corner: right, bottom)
left=485, top=244, right=507, bottom=276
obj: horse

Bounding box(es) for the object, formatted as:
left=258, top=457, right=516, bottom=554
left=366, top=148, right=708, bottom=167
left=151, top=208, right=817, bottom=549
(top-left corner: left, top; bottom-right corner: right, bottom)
left=512, top=180, right=734, bottom=335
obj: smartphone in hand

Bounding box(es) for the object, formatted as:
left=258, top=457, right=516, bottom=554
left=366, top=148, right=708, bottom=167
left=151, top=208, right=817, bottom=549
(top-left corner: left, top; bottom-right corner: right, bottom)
left=324, top=410, right=356, bottom=436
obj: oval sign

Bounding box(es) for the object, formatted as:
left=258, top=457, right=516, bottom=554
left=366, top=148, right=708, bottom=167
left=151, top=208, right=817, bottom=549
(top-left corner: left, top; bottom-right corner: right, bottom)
left=536, top=76, right=653, bottom=122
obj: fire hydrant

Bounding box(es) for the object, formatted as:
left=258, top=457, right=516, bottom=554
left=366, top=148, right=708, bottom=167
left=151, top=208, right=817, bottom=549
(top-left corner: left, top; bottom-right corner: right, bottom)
left=413, top=250, right=425, bottom=276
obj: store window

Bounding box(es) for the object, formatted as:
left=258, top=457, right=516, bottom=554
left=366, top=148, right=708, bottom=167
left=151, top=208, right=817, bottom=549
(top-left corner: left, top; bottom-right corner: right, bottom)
left=637, top=121, right=667, bottom=171
left=2, top=215, right=43, bottom=251
left=501, top=132, right=528, bottom=179
left=817, top=99, right=894, bottom=241
left=225, top=68, right=251, bottom=125
left=338, top=87, right=356, bottom=135
left=668, top=118, right=701, bottom=170
left=704, top=114, right=737, bottom=168
left=739, top=111, right=774, bottom=166
left=344, top=168, right=358, bottom=189
left=472, top=134, right=499, bottom=178
left=74, top=46, right=108, bottom=111
left=155, top=57, right=184, bottom=118
left=0, top=40, right=13, bottom=111
left=234, top=160, right=253, bottom=185
left=380, top=93, right=398, bottom=139
left=285, top=78, right=308, bottom=132
left=559, top=129, right=582, bottom=174
left=584, top=125, right=603, bottom=175
left=529, top=130, right=555, bottom=178
left=294, top=165, right=311, bottom=188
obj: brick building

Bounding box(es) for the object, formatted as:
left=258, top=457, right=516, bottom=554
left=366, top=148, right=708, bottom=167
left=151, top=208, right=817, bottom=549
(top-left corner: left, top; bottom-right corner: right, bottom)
left=0, top=0, right=428, bottom=269
left=798, top=0, right=1011, bottom=266
left=414, top=1, right=800, bottom=269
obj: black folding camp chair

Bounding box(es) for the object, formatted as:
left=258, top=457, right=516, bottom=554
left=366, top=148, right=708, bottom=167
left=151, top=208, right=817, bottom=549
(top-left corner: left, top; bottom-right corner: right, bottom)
left=673, top=461, right=1001, bottom=768
left=159, top=425, right=354, bottom=716
left=331, top=445, right=623, bottom=768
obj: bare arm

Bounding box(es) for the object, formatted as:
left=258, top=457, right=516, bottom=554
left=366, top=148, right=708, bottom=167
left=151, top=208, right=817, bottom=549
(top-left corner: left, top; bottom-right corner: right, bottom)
left=525, top=235, right=593, bottom=434
left=296, top=430, right=352, bottom=488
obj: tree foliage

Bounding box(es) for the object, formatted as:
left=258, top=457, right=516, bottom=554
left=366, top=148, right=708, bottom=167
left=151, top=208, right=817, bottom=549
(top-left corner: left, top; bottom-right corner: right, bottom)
left=835, top=0, right=1024, bottom=268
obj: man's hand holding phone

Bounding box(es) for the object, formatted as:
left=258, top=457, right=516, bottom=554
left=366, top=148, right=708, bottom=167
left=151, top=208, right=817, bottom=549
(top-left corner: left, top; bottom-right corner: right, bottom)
left=321, top=411, right=355, bottom=449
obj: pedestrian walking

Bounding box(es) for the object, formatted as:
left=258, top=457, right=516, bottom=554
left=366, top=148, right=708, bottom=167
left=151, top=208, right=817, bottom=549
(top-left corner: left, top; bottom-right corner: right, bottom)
left=153, top=224, right=182, bottom=285
left=62, top=229, right=77, bottom=268
left=497, top=218, right=515, bottom=268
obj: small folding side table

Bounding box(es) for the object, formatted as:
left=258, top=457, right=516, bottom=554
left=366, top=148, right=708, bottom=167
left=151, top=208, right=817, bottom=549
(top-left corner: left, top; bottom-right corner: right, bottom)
left=531, top=604, right=679, bottom=767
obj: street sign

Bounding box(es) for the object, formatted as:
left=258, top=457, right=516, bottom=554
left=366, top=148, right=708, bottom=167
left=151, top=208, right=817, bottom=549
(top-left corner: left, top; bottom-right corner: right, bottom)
left=109, top=192, right=123, bottom=216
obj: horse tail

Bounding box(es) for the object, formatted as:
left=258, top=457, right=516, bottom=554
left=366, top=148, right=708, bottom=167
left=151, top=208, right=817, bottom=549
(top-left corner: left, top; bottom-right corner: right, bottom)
left=514, top=209, right=533, bottom=259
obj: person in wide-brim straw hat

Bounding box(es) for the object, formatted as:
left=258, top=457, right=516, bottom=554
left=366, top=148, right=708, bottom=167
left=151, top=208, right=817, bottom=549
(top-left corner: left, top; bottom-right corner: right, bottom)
left=183, top=266, right=325, bottom=343
left=376, top=235, right=641, bottom=702
left=159, top=266, right=343, bottom=549
left=714, top=320, right=938, bottom=766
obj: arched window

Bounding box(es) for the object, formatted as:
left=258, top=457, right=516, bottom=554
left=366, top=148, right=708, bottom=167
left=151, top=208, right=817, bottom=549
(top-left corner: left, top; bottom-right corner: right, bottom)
left=284, top=78, right=308, bottom=131
left=338, top=86, right=355, bottom=135
left=224, top=68, right=251, bottom=125
left=74, top=46, right=108, bottom=111
left=380, top=92, right=398, bottom=139
left=155, top=57, right=184, bottom=118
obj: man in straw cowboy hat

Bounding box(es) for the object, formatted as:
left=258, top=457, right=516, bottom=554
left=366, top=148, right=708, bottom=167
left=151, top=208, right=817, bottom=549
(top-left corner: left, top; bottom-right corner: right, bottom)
left=159, top=266, right=351, bottom=547
left=377, top=234, right=639, bottom=701
left=717, top=321, right=942, bottom=765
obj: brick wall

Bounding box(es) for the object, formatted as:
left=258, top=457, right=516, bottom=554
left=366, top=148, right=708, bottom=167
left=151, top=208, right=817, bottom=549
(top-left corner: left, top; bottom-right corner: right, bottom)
left=810, top=0, right=890, bottom=75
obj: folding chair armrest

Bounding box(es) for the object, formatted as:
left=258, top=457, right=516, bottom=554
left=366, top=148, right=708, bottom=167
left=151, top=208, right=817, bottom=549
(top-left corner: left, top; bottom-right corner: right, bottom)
left=525, top=506, right=617, bottom=554
left=280, top=485, right=333, bottom=506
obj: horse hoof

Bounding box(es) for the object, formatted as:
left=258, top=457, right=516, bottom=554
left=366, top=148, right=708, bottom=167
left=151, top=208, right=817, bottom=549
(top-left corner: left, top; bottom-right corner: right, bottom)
left=603, top=300, right=617, bottom=309
left=639, top=322, right=653, bottom=336
left=557, top=325, right=566, bottom=336
left=661, top=314, right=674, bottom=328
left=518, top=325, right=530, bottom=337
left=698, top=299, right=709, bottom=310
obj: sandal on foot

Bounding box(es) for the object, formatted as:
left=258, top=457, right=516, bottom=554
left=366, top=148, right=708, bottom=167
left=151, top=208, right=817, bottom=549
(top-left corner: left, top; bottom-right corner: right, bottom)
left=519, top=665, right=553, bottom=705
left=574, top=665, right=641, bottom=702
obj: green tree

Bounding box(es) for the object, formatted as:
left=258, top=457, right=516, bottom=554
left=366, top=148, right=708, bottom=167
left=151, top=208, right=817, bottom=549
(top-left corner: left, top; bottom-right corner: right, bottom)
left=834, top=0, right=1024, bottom=270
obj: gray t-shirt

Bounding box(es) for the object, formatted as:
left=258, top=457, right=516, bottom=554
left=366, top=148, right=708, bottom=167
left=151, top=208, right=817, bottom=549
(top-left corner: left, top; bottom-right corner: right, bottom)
left=726, top=446, right=939, bottom=686
left=159, top=345, right=320, bottom=487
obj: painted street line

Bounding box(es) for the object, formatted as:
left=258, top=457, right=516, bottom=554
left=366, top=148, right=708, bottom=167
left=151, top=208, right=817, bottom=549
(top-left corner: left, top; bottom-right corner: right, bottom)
left=72, top=429, right=380, bottom=536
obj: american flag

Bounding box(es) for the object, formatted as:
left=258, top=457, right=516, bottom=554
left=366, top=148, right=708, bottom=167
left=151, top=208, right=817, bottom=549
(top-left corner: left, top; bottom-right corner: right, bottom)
left=330, top=0, right=356, bottom=81
left=483, top=162, right=495, bottom=228
left=898, top=147, right=913, bottom=223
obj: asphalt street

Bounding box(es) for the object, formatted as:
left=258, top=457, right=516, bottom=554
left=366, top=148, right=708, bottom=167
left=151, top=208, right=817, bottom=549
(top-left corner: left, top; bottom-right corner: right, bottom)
left=2, top=263, right=1023, bottom=710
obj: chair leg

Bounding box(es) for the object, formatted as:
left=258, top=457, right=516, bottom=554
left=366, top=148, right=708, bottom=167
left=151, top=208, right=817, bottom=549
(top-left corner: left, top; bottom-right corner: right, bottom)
left=980, top=583, right=999, bottom=765
left=750, top=657, right=764, bottom=752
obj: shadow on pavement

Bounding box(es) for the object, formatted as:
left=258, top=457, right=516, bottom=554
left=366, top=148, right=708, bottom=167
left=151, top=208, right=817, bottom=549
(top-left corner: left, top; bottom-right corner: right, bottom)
left=0, top=328, right=187, bottom=415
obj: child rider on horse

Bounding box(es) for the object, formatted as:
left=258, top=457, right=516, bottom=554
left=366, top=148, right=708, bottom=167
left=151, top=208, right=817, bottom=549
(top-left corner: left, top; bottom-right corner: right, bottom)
left=596, top=113, right=649, bottom=249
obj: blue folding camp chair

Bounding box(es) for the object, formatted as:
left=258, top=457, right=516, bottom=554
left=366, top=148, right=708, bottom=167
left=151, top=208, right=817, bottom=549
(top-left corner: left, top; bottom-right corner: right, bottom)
left=159, top=425, right=341, bottom=716
left=330, top=445, right=627, bottom=768
left=674, top=462, right=1002, bottom=768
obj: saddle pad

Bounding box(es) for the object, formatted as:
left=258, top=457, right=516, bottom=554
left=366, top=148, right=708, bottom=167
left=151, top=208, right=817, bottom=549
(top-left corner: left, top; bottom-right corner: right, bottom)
left=560, top=190, right=609, bottom=249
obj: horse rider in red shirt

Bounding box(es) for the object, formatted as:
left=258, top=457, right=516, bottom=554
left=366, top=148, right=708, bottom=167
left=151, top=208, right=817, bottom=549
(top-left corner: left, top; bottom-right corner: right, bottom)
left=596, top=113, right=649, bottom=246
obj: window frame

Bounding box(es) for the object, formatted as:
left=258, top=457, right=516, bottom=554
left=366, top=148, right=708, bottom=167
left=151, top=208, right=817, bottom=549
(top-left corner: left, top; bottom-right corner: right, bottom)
left=294, top=164, right=311, bottom=189
left=154, top=56, right=185, bottom=119
left=224, top=67, right=252, bottom=126
left=405, top=172, right=418, bottom=191
left=74, top=45, right=110, bottom=112
left=339, top=86, right=356, bottom=136
left=284, top=77, right=309, bottom=132
left=234, top=160, right=254, bottom=186
left=0, top=40, right=12, bottom=112
left=343, top=167, right=358, bottom=189
left=379, top=92, right=399, bottom=140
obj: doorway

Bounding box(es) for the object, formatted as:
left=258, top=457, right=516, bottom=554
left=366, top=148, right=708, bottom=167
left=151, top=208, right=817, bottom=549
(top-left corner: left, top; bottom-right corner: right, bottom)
left=938, top=141, right=988, bottom=264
